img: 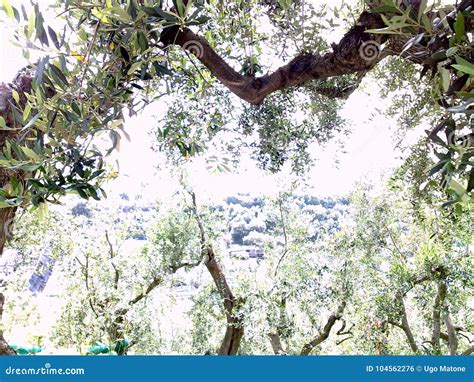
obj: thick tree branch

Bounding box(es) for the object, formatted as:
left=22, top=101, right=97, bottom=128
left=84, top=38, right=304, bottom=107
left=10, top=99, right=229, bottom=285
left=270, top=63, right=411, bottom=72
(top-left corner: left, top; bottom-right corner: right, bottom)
left=205, top=243, right=244, bottom=355
left=161, top=0, right=469, bottom=107
left=300, top=303, right=345, bottom=355
left=268, top=297, right=290, bottom=354
left=268, top=332, right=286, bottom=355
left=129, top=276, right=163, bottom=306
left=160, top=12, right=390, bottom=105
left=389, top=293, right=419, bottom=353
left=443, top=310, right=458, bottom=355
left=0, top=208, right=17, bottom=257
left=189, top=191, right=244, bottom=355
left=399, top=298, right=419, bottom=353
left=431, top=280, right=447, bottom=353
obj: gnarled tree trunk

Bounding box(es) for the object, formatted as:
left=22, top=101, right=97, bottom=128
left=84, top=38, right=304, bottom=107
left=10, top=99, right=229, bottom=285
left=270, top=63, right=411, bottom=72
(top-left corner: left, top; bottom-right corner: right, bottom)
left=0, top=71, right=33, bottom=255
left=204, top=245, right=244, bottom=355
left=0, top=207, right=16, bottom=256
left=0, top=72, right=33, bottom=355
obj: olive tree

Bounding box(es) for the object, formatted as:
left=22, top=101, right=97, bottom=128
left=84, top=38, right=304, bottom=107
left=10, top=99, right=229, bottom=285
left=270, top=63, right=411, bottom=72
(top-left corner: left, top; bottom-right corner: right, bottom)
left=0, top=0, right=472, bottom=353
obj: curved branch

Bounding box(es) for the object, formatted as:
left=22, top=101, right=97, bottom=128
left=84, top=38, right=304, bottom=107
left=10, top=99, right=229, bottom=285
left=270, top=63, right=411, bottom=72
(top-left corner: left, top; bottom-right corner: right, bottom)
left=205, top=244, right=244, bottom=355
left=160, top=12, right=390, bottom=105
left=300, top=303, right=345, bottom=355
left=128, top=276, right=163, bottom=306
left=189, top=191, right=244, bottom=355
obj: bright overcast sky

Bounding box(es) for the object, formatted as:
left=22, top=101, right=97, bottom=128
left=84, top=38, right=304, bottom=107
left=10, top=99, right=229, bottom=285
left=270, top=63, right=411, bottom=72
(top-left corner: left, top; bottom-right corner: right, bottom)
left=0, top=0, right=414, bottom=202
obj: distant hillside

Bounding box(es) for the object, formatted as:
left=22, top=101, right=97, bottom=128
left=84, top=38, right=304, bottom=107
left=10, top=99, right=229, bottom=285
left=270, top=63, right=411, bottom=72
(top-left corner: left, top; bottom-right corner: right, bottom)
left=69, top=192, right=348, bottom=247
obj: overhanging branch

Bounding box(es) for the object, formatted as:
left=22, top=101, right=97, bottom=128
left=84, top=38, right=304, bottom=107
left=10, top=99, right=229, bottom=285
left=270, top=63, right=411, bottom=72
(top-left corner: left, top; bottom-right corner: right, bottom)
left=160, top=12, right=391, bottom=105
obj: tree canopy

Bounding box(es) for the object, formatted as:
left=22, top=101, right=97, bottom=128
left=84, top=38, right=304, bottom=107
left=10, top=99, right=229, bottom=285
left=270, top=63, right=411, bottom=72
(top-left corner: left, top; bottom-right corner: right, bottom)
left=0, top=0, right=472, bottom=216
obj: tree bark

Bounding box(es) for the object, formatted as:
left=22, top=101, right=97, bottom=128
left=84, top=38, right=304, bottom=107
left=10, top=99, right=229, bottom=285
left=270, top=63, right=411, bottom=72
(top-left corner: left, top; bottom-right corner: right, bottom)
left=0, top=207, right=17, bottom=256
left=160, top=0, right=473, bottom=105
left=400, top=298, right=419, bottom=354
left=204, top=245, right=244, bottom=355
left=0, top=71, right=33, bottom=356
left=443, top=310, right=458, bottom=355
left=0, top=71, right=34, bottom=257
left=300, top=303, right=345, bottom=355
left=390, top=294, right=419, bottom=354
left=268, top=332, right=286, bottom=355
left=189, top=191, right=244, bottom=355
left=161, top=11, right=389, bottom=105
left=431, top=280, right=446, bottom=354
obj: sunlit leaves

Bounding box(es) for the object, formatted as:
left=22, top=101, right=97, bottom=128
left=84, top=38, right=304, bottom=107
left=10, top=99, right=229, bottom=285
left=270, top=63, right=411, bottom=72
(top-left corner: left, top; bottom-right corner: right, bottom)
left=0, top=116, right=7, bottom=129
left=452, top=56, right=474, bottom=76
left=370, top=1, right=473, bottom=207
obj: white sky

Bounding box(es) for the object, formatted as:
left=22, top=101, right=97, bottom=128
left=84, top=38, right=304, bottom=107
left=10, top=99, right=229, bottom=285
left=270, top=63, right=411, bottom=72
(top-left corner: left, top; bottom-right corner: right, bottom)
left=0, top=0, right=414, bottom=202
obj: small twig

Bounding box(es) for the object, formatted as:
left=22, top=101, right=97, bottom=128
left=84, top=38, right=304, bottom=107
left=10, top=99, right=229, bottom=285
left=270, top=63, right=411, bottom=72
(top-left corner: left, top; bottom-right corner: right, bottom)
left=184, top=51, right=209, bottom=86
left=336, top=320, right=355, bottom=336
left=78, top=20, right=101, bottom=89
left=336, top=336, right=353, bottom=345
